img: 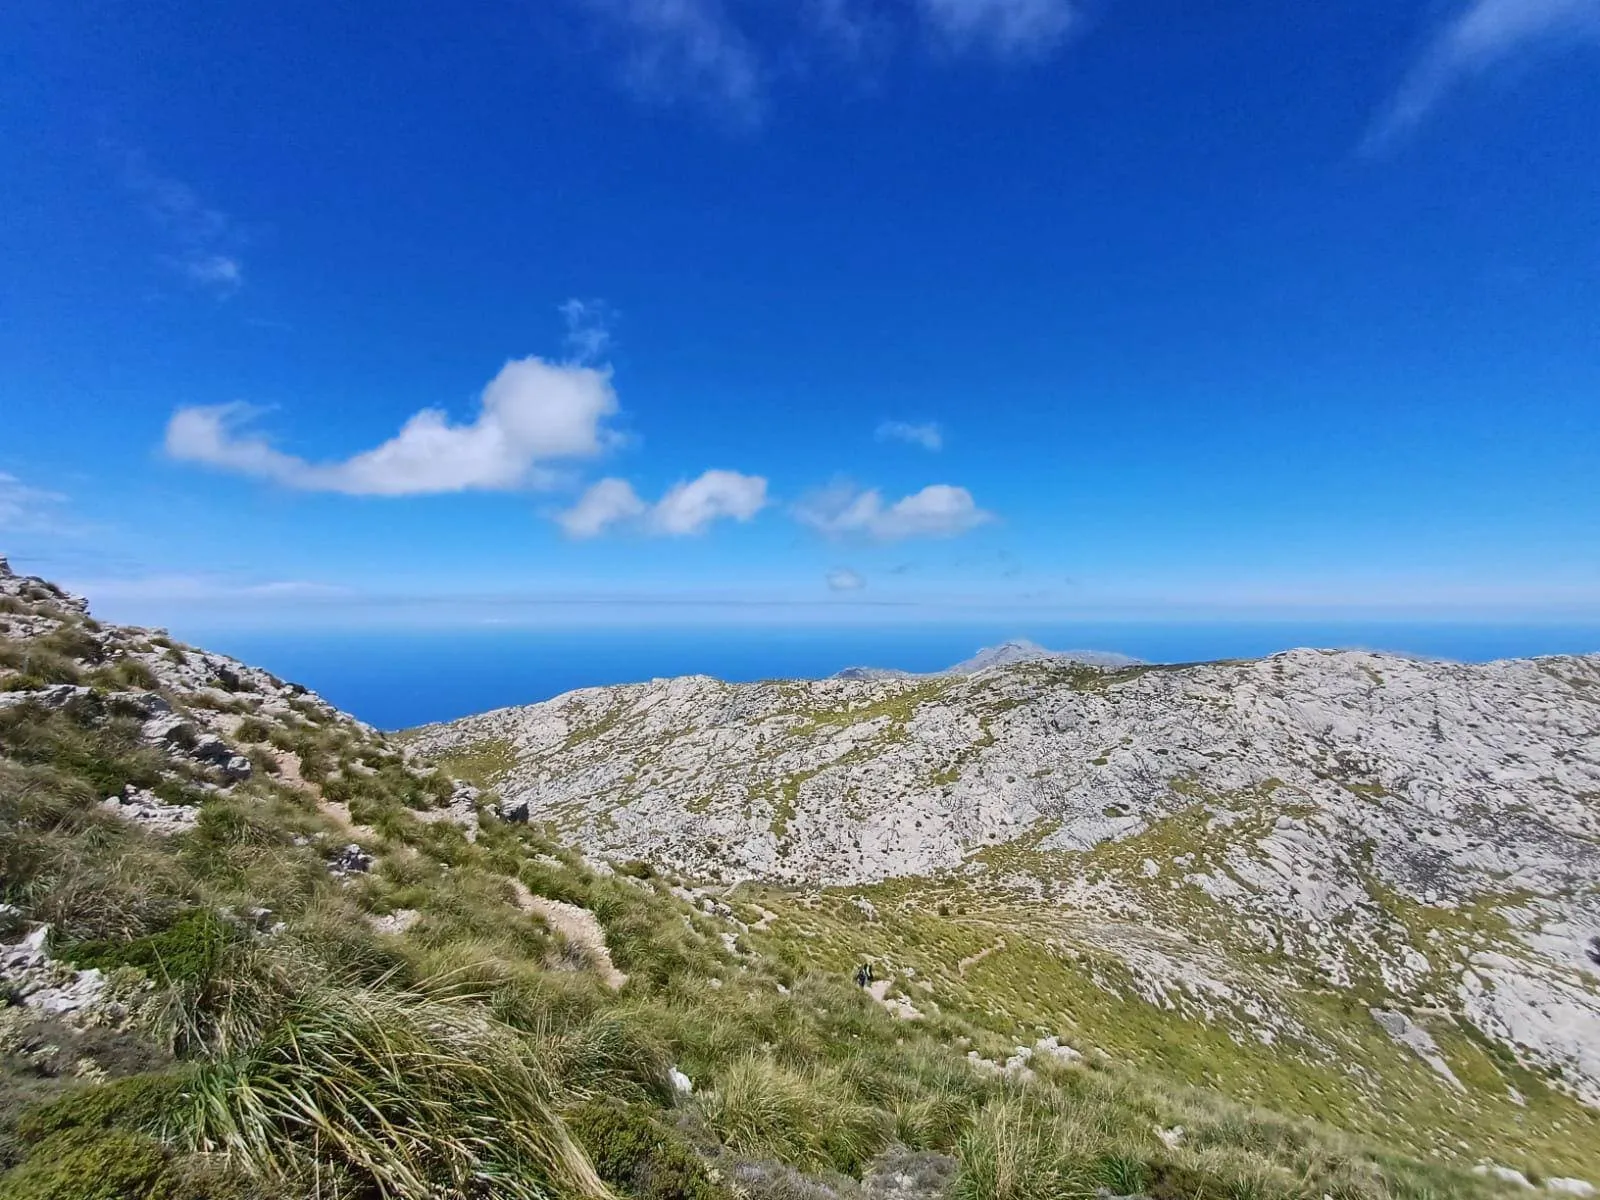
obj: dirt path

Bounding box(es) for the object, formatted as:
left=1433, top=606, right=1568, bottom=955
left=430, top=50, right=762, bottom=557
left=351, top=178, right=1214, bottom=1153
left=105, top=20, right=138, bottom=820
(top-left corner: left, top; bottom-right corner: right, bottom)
left=867, top=977, right=923, bottom=1020
left=508, top=879, right=628, bottom=990
left=958, top=938, right=1005, bottom=976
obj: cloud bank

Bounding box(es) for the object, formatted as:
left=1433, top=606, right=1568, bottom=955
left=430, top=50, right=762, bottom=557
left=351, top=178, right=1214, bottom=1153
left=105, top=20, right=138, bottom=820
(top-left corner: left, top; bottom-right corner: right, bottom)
left=1368, top=0, right=1600, bottom=147
left=797, top=481, right=993, bottom=539
left=558, top=470, right=769, bottom=537
left=165, top=358, right=621, bottom=496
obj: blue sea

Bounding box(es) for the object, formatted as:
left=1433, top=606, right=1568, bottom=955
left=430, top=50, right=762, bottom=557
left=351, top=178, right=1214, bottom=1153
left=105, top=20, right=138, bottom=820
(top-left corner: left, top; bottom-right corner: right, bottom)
left=189, top=622, right=1600, bottom=731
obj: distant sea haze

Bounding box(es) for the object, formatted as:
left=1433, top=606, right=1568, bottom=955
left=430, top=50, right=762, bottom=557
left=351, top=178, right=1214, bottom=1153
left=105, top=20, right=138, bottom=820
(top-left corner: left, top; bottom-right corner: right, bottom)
left=192, top=622, right=1600, bottom=731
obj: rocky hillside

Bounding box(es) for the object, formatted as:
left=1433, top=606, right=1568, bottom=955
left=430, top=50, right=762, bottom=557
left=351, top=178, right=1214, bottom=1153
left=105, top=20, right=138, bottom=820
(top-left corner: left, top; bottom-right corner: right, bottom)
left=411, top=641, right=1600, bottom=1136
left=2, top=553, right=1596, bottom=1198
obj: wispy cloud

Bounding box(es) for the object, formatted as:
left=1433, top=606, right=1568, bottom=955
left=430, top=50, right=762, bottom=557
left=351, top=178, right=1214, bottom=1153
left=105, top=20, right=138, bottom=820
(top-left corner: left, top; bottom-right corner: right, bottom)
left=917, top=0, right=1078, bottom=57
left=796, top=481, right=993, bottom=539
left=577, top=0, right=764, bottom=121
left=119, top=150, right=246, bottom=297
left=165, top=357, right=621, bottom=495
left=66, top=575, right=352, bottom=604
left=1366, top=0, right=1600, bottom=149
left=560, top=298, right=618, bottom=364
left=557, top=470, right=769, bottom=537
left=876, top=419, right=943, bottom=451
left=0, top=473, right=74, bottom=534
left=571, top=0, right=1085, bottom=119
left=826, top=567, right=866, bottom=591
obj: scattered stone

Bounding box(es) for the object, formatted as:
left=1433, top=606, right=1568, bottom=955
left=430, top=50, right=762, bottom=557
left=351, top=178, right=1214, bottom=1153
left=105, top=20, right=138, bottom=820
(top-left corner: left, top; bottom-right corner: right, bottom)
left=369, top=909, right=421, bottom=935
left=0, top=684, right=95, bottom=711
left=1033, top=1035, right=1082, bottom=1064
left=99, top=783, right=200, bottom=835
left=189, top=733, right=253, bottom=781
left=1474, top=1165, right=1534, bottom=1189
left=864, top=1146, right=958, bottom=1200
left=1547, top=1180, right=1597, bottom=1197
left=1370, top=1009, right=1465, bottom=1091
left=0, top=925, right=108, bottom=1017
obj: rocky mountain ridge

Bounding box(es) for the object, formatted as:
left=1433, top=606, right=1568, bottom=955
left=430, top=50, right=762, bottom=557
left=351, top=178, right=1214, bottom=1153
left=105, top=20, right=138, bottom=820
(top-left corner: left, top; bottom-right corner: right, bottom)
left=411, top=640, right=1600, bottom=1111
left=833, top=637, right=1142, bottom=680
left=4, top=551, right=1598, bottom=1190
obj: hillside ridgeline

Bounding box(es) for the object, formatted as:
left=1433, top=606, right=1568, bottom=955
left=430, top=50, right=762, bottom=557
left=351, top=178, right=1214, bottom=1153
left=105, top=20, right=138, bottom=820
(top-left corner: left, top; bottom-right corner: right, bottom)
left=0, top=554, right=1594, bottom=1199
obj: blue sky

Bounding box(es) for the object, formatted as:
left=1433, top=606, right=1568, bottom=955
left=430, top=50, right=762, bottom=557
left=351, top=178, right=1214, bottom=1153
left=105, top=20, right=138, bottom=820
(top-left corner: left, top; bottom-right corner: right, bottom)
left=2, top=0, right=1598, bottom=631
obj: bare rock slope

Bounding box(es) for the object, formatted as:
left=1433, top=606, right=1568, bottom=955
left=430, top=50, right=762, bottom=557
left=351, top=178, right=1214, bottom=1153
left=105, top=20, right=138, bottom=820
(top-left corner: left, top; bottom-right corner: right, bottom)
left=412, top=646, right=1600, bottom=1104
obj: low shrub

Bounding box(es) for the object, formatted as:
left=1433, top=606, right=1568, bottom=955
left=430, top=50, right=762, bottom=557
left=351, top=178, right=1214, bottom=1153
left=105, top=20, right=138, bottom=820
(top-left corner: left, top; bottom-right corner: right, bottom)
left=569, top=1098, right=727, bottom=1200
left=0, top=1128, right=172, bottom=1200
left=59, top=909, right=239, bottom=984
left=16, top=1073, right=189, bottom=1144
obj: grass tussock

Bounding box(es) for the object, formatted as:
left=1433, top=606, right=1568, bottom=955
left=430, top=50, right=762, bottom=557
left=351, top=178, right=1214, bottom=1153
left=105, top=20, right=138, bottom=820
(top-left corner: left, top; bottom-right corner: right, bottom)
left=182, top=966, right=612, bottom=1200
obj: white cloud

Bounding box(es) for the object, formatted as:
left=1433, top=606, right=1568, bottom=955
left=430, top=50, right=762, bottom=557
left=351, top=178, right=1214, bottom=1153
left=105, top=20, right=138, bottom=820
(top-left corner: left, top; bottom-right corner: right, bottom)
left=120, top=150, right=246, bottom=296
left=557, top=477, right=648, bottom=537
left=560, top=298, right=616, bottom=364
left=876, top=420, right=943, bottom=451
left=1368, top=0, right=1600, bottom=147
left=0, top=473, right=69, bottom=532
left=797, top=481, right=993, bottom=540
left=917, top=0, right=1078, bottom=56
left=650, top=469, right=769, bottom=534
left=826, top=567, right=866, bottom=591
left=558, top=469, right=768, bottom=537
left=166, top=357, right=621, bottom=495
left=579, top=0, right=763, bottom=120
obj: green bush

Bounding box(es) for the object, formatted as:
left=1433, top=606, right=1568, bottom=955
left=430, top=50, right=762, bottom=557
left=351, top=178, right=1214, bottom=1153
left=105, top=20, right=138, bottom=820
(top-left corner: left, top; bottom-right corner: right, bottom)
left=59, top=909, right=238, bottom=984
left=569, top=1098, right=726, bottom=1200
left=16, top=1074, right=187, bottom=1145
left=0, top=1128, right=172, bottom=1200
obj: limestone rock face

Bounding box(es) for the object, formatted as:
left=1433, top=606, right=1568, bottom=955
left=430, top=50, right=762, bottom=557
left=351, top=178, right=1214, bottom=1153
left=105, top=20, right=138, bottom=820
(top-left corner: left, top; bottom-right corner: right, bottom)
left=412, top=648, right=1600, bottom=1102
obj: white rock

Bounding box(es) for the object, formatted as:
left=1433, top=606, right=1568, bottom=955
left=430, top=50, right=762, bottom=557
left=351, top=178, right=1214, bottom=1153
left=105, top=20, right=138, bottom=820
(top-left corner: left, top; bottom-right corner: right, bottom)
left=1547, top=1179, right=1596, bottom=1197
